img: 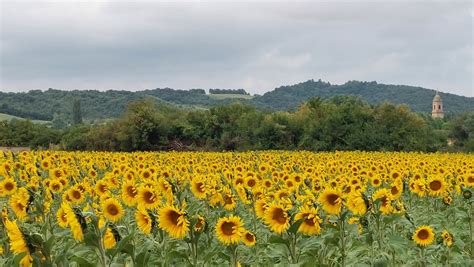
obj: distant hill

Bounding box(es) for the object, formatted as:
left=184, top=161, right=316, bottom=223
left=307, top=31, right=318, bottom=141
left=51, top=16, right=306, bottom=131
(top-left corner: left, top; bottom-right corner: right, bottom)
left=0, top=80, right=472, bottom=121
left=251, top=80, right=474, bottom=114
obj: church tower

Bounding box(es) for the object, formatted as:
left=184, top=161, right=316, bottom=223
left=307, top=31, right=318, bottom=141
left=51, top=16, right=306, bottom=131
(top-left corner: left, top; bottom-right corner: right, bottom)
left=432, top=91, right=444, bottom=119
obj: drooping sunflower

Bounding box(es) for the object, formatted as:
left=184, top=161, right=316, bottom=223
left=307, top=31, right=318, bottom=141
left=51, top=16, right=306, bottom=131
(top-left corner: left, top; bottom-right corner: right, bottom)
left=294, top=205, right=322, bottom=236
left=121, top=180, right=138, bottom=206
left=318, top=188, right=343, bottom=215
left=135, top=208, right=154, bottom=234
left=137, top=186, right=160, bottom=209
left=158, top=205, right=189, bottom=239
left=254, top=198, right=268, bottom=219
left=62, top=203, right=85, bottom=241
left=264, top=203, right=290, bottom=234
left=4, top=219, right=33, bottom=267
left=215, top=215, right=245, bottom=245
left=103, top=227, right=120, bottom=249
left=222, top=188, right=237, bottom=211
left=56, top=206, right=69, bottom=228
left=102, top=198, right=124, bottom=222
left=427, top=176, right=446, bottom=197
left=242, top=230, right=257, bottom=247
left=413, top=225, right=435, bottom=246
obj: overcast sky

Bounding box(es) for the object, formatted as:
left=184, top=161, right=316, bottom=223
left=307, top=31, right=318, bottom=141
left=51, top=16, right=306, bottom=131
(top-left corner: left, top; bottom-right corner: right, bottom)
left=0, top=0, right=473, bottom=96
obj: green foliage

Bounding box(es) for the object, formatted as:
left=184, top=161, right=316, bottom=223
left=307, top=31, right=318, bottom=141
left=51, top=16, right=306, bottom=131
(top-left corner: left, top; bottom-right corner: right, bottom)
left=0, top=80, right=471, bottom=122
left=72, top=99, right=83, bottom=125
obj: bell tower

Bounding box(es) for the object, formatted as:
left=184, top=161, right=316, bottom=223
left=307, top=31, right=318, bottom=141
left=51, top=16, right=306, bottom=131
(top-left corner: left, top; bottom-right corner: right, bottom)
left=432, top=91, right=444, bottom=119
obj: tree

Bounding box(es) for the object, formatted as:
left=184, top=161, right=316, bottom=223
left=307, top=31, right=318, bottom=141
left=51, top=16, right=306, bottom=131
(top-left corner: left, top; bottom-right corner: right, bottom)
left=72, top=99, right=83, bottom=125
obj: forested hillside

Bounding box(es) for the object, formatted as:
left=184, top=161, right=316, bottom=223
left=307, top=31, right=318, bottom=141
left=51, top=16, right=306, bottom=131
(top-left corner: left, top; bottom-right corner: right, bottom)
left=1, top=80, right=472, bottom=121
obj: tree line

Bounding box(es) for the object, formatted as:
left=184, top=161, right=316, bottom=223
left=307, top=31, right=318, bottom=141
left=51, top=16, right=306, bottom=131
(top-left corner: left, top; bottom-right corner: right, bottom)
left=1, top=96, right=472, bottom=152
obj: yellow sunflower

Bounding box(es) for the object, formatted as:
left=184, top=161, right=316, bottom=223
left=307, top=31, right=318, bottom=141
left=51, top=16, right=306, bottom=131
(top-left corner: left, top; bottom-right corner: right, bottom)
left=264, top=203, right=290, bottom=234
left=121, top=180, right=138, bottom=206
left=137, top=186, right=160, bottom=209
left=56, top=206, right=69, bottom=228
left=413, top=225, right=435, bottom=246
left=0, top=178, right=17, bottom=196
left=9, top=188, right=30, bottom=221
left=372, top=188, right=393, bottom=215
left=427, top=176, right=446, bottom=197
left=135, top=208, right=153, bottom=234
left=158, top=205, right=189, bottom=239
left=4, top=219, right=33, bottom=267
left=215, top=215, right=245, bottom=245
left=102, top=198, right=124, bottom=222
left=294, top=205, right=322, bottom=236
left=346, top=193, right=367, bottom=216
left=103, top=227, right=119, bottom=249
left=191, top=178, right=207, bottom=199
left=62, top=203, right=84, bottom=241
left=194, top=215, right=206, bottom=232
left=242, top=230, right=257, bottom=247
left=318, top=188, right=343, bottom=215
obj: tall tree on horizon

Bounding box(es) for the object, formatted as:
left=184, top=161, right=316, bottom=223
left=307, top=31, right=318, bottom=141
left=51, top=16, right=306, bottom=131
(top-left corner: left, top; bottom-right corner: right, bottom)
left=72, top=99, right=83, bottom=125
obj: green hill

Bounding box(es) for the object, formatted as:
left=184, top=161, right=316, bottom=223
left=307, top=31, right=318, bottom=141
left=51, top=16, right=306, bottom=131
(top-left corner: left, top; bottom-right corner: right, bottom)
left=0, top=112, right=50, bottom=124
left=0, top=80, right=472, bottom=121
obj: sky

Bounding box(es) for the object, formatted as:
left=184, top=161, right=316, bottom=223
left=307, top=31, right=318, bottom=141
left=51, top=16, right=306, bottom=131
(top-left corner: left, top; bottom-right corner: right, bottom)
left=0, top=0, right=473, bottom=96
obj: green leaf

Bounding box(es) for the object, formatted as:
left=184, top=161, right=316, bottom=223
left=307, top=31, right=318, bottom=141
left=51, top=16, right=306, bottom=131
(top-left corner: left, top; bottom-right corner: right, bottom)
left=268, top=234, right=287, bottom=245
left=69, top=255, right=95, bottom=267
left=288, top=217, right=305, bottom=234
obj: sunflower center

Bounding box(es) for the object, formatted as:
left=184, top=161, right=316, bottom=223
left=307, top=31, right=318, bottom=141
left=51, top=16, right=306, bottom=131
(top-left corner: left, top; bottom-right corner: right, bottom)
left=391, top=186, right=399, bottom=195
left=224, top=195, right=234, bottom=205
left=72, top=190, right=82, bottom=199
left=4, top=182, right=14, bottom=191
left=272, top=208, right=287, bottom=224
left=127, top=186, right=137, bottom=197
left=468, top=176, right=474, bottom=183
left=196, top=182, right=205, bottom=193
left=245, top=233, right=255, bottom=242
left=167, top=210, right=181, bottom=226
left=327, top=194, right=340, bottom=206
left=247, top=179, right=256, bottom=187
left=418, top=229, right=429, bottom=240
left=107, top=204, right=119, bottom=216
left=143, top=191, right=155, bottom=204
left=221, top=221, right=235, bottom=236
left=429, top=181, right=442, bottom=191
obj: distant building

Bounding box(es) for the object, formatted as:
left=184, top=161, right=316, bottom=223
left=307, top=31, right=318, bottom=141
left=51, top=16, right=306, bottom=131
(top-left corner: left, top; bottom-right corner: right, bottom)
left=432, top=91, right=444, bottom=119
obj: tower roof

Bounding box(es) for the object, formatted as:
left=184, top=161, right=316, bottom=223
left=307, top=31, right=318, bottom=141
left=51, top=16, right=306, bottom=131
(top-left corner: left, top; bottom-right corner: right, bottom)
left=433, top=91, right=441, bottom=101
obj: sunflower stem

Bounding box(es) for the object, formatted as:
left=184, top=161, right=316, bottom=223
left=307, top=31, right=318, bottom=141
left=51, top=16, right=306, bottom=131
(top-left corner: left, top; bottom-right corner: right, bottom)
left=339, top=216, right=346, bottom=267
left=470, top=201, right=474, bottom=259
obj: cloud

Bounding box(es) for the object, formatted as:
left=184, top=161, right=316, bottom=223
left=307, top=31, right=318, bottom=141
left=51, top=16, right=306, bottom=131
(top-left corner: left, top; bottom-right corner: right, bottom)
left=0, top=0, right=472, bottom=96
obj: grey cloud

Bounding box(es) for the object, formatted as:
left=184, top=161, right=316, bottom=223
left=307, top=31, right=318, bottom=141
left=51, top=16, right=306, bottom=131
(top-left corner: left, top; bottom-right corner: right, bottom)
left=0, top=0, right=472, bottom=96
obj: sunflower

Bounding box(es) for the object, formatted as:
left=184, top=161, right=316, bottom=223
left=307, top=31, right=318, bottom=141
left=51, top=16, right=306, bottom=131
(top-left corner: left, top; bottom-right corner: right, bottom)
left=137, top=186, right=160, bottom=209
left=4, top=219, right=33, bottom=267
left=215, top=215, right=245, bottom=245
left=56, top=206, right=69, bottom=228
left=294, top=205, right=322, bottom=236
left=346, top=193, right=367, bottom=216
left=318, top=188, right=343, bottom=215
left=158, top=205, right=189, bottom=239
left=242, top=230, right=257, bottom=247
left=264, top=203, right=290, bottom=234
left=191, top=178, right=207, bottom=199
left=9, top=188, right=30, bottom=221
left=68, top=186, right=85, bottom=204
left=441, top=230, right=453, bottom=247
left=413, top=225, right=435, bottom=246
left=372, top=188, right=394, bottom=215
left=194, top=215, right=206, bottom=232
left=254, top=198, right=268, bottom=219
left=427, top=176, right=446, bottom=197
left=222, top=189, right=237, bottom=211
left=135, top=208, right=154, bottom=234
left=104, top=227, right=120, bottom=249
left=49, top=179, right=64, bottom=193
left=0, top=178, right=17, bottom=196
left=102, top=198, right=124, bottom=222
left=121, top=180, right=138, bottom=206
left=62, top=203, right=85, bottom=241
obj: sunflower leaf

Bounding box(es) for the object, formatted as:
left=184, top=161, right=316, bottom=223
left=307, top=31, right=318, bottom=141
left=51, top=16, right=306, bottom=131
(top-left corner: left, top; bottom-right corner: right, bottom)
left=288, top=217, right=305, bottom=234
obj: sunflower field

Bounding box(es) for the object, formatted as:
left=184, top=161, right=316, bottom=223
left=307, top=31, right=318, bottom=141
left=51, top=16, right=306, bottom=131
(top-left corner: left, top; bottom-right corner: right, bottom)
left=0, top=150, right=473, bottom=266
